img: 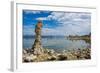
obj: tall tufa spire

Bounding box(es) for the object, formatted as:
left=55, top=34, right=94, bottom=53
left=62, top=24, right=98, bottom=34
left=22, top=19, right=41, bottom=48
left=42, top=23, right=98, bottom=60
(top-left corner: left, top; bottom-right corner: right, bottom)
left=31, top=20, right=44, bottom=55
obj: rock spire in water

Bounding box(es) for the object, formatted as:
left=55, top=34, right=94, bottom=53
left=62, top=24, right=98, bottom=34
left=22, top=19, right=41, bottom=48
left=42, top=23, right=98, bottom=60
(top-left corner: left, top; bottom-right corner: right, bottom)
left=31, top=20, right=44, bottom=55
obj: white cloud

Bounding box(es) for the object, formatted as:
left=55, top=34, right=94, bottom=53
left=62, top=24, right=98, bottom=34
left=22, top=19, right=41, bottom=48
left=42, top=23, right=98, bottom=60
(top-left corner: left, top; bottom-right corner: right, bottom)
left=50, top=12, right=91, bottom=23
left=41, top=12, right=91, bottom=36
left=24, top=11, right=91, bottom=36
left=35, top=12, right=66, bottom=21
left=42, top=28, right=65, bottom=36
left=36, top=17, right=47, bottom=21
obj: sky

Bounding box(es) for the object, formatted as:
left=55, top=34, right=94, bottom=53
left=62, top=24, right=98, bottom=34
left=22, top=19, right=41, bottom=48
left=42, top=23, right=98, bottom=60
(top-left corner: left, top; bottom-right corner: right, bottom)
left=23, top=10, right=91, bottom=36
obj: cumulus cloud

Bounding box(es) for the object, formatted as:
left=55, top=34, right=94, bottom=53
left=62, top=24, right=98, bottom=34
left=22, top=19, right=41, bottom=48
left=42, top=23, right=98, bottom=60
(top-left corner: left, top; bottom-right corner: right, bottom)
left=36, top=17, right=47, bottom=21
left=24, top=11, right=91, bottom=36
left=40, top=12, right=91, bottom=36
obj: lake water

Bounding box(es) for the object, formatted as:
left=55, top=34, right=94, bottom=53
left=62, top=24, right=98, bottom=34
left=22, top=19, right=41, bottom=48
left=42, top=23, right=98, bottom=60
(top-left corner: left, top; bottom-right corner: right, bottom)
left=23, top=36, right=90, bottom=52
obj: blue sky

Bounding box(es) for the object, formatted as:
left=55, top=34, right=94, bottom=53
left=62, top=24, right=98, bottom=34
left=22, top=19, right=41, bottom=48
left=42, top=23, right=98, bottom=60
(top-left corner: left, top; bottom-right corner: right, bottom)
left=23, top=10, right=91, bottom=36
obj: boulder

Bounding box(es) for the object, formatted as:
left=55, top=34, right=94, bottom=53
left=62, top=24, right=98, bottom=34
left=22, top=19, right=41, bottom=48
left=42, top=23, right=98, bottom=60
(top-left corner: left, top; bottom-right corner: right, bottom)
left=23, top=54, right=37, bottom=62
left=47, top=56, right=57, bottom=61
left=57, top=54, right=68, bottom=60
left=23, top=49, right=27, bottom=54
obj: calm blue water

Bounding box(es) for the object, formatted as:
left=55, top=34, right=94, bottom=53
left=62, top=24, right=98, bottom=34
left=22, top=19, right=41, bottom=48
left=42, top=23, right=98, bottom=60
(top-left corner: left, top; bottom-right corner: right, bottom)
left=23, top=36, right=90, bottom=52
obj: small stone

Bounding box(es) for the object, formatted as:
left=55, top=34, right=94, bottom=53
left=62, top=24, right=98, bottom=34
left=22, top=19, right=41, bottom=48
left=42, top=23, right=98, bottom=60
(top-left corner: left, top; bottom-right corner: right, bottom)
left=48, top=49, right=55, bottom=55
left=57, top=54, right=67, bottom=60
left=30, top=54, right=37, bottom=60
left=23, top=49, right=27, bottom=54
left=47, top=56, right=57, bottom=61
left=23, top=54, right=37, bottom=62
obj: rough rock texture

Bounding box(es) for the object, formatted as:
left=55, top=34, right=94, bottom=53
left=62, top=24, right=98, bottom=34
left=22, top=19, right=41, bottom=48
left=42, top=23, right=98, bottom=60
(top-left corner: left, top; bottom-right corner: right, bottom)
left=31, top=21, right=44, bottom=55
left=23, top=48, right=91, bottom=62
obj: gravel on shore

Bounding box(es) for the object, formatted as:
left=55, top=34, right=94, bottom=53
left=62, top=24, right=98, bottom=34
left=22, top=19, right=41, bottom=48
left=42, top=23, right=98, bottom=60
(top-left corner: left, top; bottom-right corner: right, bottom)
left=22, top=48, right=91, bottom=62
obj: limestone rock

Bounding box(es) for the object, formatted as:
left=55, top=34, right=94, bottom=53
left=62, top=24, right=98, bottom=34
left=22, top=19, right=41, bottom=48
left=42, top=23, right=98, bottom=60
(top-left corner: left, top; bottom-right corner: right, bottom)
left=57, top=54, right=68, bottom=60
left=31, top=20, right=44, bottom=55
left=23, top=49, right=27, bottom=54
left=23, top=54, right=37, bottom=62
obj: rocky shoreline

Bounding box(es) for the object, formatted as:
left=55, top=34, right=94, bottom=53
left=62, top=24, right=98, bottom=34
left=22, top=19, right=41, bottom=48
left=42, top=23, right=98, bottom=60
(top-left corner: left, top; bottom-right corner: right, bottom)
left=23, top=48, right=91, bottom=62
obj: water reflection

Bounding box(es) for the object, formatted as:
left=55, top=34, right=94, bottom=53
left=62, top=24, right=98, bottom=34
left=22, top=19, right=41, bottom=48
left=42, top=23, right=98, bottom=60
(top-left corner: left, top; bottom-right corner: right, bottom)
left=67, top=37, right=91, bottom=44
left=23, top=37, right=91, bottom=52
